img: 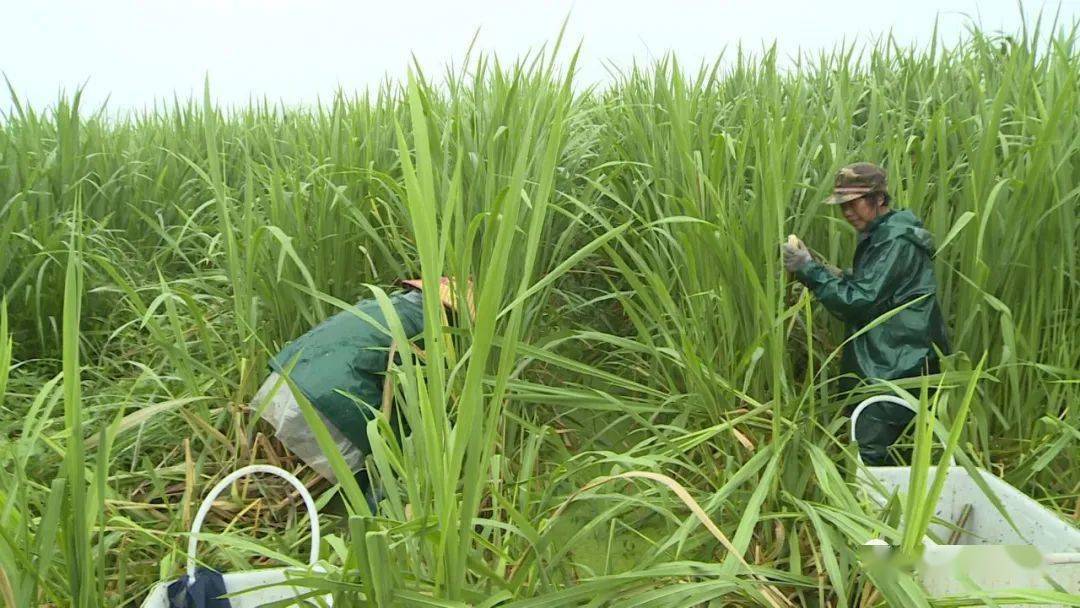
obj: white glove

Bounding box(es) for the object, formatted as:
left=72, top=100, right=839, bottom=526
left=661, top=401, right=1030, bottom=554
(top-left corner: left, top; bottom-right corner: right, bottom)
left=782, top=235, right=812, bottom=272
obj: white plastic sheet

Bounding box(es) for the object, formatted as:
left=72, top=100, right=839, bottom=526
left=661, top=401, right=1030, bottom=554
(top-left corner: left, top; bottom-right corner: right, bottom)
left=254, top=372, right=365, bottom=481
left=854, top=396, right=1080, bottom=605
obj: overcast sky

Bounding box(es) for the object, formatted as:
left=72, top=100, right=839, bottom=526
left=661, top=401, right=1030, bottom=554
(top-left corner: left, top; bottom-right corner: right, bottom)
left=2, top=0, right=1078, bottom=113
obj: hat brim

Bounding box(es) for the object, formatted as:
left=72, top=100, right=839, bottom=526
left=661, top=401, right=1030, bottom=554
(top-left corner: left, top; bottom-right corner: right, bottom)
left=824, top=191, right=870, bottom=205
left=399, top=277, right=476, bottom=318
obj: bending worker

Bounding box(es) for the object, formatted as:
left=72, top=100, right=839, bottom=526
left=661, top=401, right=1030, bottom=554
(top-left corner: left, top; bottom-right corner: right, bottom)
left=782, top=162, right=950, bottom=465
left=253, top=277, right=470, bottom=483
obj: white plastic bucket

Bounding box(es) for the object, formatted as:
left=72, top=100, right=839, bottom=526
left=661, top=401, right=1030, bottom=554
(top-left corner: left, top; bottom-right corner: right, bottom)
left=141, top=465, right=333, bottom=607
left=853, top=396, right=1080, bottom=605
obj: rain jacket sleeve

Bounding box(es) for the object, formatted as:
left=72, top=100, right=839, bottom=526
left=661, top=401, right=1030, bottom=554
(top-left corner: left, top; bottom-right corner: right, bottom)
left=795, top=238, right=915, bottom=325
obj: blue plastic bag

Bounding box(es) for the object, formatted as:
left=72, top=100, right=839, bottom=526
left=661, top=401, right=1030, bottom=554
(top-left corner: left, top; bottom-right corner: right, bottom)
left=165, top=567, right=231, bottom=608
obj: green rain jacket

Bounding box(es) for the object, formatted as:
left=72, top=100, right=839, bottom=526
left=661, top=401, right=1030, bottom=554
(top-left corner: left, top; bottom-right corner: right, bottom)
left=269, top=290, right=425, bottom=456
left=795, top=210, right=950, bottom=390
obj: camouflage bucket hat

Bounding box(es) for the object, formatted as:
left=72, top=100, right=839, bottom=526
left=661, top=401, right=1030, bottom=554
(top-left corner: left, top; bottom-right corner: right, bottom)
left=825, top=162, right=887, bottom=205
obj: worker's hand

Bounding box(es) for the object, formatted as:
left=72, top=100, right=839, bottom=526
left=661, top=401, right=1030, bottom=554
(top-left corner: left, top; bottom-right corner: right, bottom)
left=782, top=235, right=812, bottom=272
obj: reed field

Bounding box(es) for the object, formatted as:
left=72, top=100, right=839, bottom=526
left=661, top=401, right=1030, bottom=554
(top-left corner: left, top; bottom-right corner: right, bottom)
left=0, top=19, right=1078, bottom=607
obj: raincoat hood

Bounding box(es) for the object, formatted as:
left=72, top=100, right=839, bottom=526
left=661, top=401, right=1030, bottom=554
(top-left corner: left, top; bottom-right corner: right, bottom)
left=872, top=210, right=935, bottom=255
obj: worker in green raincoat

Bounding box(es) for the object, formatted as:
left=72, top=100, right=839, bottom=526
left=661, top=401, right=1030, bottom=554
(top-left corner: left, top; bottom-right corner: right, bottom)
left=782, top=163, right=950, bottom=465
left=254, top=278, right=471, bottom=483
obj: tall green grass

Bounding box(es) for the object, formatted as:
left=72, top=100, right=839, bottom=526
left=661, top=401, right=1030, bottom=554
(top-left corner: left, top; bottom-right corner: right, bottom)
left=0, top=18, right=1078, bottom=607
